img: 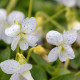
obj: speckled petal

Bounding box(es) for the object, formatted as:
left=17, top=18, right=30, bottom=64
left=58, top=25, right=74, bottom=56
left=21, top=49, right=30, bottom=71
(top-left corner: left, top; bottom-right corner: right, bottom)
left=10, top=73, right=26, bottom=80
left=0, top=9, right=7, bottom=21
left=17, top=64, right=32, bottom=74
left=11, top=36, right=20, bottom=51
left=8, top=11, right=25, bottom=24
left=59, top=51, right=68, bottom=62
left=19, top=40, right=28, bottom=50
left=5, top=24, right=20, bottom=37
left=0, top=60, right=20, bottom=74
left=46, top=30, right=63, bottom=45
left=21, top=17, right=37, bottom=33
left=21, top=71, right=34, bottom=80
left=48, top=47, right=59, bottom=62
left=65, top=45, right=75, bottom=59
left=26, top=34, right=38, bottom=47
left=63, top=30, right=77, bottom=45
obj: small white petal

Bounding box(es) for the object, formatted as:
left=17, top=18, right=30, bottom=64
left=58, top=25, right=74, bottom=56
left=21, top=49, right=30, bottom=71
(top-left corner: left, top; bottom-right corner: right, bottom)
left=19, top=40, right=28, bottom=50
left=27, top=34, right=38, bottom=47
left=0, top=9, right=7, bottom=21
left=8, top=11, right=25, bottom=24
left=63, top=30, right=77, bottom=45
left=5, top=24, right=20, bottom=37
left=65, top=45, right=75, bottom=59
left=1, top=33, right=13, bottom=44
left=59, top=50, right=68, bottom=62
left=11, top=36, right=20, bottom=51
left=73, top=22, right=80, bottom=31
left=10, top=73, right=25, bottom=80
left=21, top=17, right=37, bottom=33
left=21, top=71, right=34, bottom=80
left=46, top=30, right=63, bottom=45
left=48, top=47, right=59, bottom=62
left=0, top=60, right=20, bottom=74
left=17, top=64, right=32, bottom=74
left=62, top=0, right=76, bottom=8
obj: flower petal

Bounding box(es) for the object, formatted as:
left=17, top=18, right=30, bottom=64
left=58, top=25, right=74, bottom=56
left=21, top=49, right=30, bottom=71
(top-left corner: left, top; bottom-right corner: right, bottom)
left=0, top=9, right=7, bottom=21
left=21, top=17, right=37, bottom=33
left=63, top=30, right=77, bottom=45
left=19, top=40, right=28, bottom=50
left=27, top=34, right=38, bottom=47
left=65, top=45, right=75, bottom=59
left=17, top=64, right=32, bottom=74
left=5, top=24, right=20, bottom=37
left=48, top=47, right=59, bottom=62
left=10, top=73, right=25, bottom=80
left=62, top=0, right=76, bottom=8
left=21, top=71, right=34, bottom=80
left=1, top=33, right=13, bottom=44
left=11, top=36, right=20, bottom=51
left=46, top=30, right=63, bottom=45
left=59, top=51, right=68, bottom=62
left=0, top=60, right=20, bottom=74
left=8, top=11, right=25, bottom=24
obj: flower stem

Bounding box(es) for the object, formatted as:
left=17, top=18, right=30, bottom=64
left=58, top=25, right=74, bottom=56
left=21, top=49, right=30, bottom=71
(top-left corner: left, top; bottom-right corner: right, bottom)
left=6, top=0, right=18, bottom=14
left=53, top=61, right=62, bottom=76
left=26, top=48, right=34, bottom=62
left=21, top=50, right=24, bottom=54
left=36, top=12, right=65, bottom=32
left=64, top=57, right=70, bottom=68
left=55, top=61, right=62, bottom=73
left=28, top=0, right=33, bottom=18
left=75, top=71, right=80, bottom=76
left=51, top=20, right=65, bottom=31
left=16, top=45, right=19, bottom=53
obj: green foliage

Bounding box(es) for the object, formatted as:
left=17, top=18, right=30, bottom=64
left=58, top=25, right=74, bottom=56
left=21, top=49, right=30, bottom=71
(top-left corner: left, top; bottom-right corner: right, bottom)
left=31, top=65, right=47, bottom=80
left=0, top=47, right=11, bottom=62
left=50, top=73, right=80, bottom=80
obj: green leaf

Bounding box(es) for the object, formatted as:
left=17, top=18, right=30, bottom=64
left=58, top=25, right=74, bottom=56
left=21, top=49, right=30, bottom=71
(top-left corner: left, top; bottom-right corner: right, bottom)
left=31, top=52, right=48, bottom=66
left=0, top=68, right=11, bottom=80
left=0, top=47, right=11, bottom=62
left=50, top=73, right=80, bottom=80
left=70, top=49, right=80, bottom=69
left=31, top=65, right=48, bottom=80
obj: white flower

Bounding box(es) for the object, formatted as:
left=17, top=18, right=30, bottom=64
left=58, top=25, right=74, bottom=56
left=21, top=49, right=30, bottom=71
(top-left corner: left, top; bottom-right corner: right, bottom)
left=0, top=60, right=34, bottom=80
left=56, top=0, right=76, bottom=8
left=0, top=9, right=25, bottom=44
left=46, top=30, right=77, bottom=62
left=72, top=21, right=80, bottom=45
left=32, top=27, right=43, bottom=45
left=5, top=17, right=38, bottom=51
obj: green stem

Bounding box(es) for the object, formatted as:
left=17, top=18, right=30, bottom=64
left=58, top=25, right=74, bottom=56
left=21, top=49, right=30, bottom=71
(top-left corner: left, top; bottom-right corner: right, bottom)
left=36, top=8, right=67, bottom=26
left=53, top=61, right=62, bottom=76
left=26, top=48, right=34, bottom=62
left=75, top=71, right=80, bottom=76
left=21, top=50, right=24, bottom=54
left=16, top=45, right=19, bottom=53
left=6, top=0, right=18, bottom=14
left=28, top=0, right=33, bottom=18
left=64, top=57, right=70, bottom=68
left=51, top=20, right=65, bottom=31
left=55, top=61, right=62, bottom=73
left=36, top=12, right=65, bottom=32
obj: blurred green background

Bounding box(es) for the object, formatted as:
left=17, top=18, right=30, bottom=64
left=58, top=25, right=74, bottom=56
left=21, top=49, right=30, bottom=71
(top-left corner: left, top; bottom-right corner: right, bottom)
left=0, top=0, right=80, bottom=80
